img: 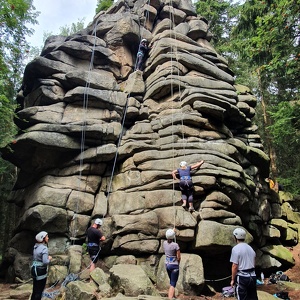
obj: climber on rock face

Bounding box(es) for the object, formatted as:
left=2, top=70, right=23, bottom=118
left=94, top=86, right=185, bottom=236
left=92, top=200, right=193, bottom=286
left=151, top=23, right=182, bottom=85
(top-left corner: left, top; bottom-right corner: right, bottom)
left=172, top=160, right=204, bottom=212
left=136, top=38, right=151, bottom=71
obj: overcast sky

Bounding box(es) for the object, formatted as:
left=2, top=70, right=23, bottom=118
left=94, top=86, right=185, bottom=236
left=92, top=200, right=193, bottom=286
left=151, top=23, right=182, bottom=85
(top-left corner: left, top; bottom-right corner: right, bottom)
left=27, top=0, right=98, bottom=47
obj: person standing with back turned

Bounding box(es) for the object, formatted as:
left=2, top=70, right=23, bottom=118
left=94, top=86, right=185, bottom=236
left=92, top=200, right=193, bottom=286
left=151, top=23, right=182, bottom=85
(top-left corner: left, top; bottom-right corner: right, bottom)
left=87, top=218, right=106, bottom=273
left=163, top=228, right=181, bottom=300
left=30, top=231, right=52, bottom=300
left=230, top=228, right=258, bottom=300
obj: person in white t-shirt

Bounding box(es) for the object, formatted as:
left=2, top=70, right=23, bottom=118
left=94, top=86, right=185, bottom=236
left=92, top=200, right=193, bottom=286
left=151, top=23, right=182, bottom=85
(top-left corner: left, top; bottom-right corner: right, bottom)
left=230, top=228, right=258, bottom=300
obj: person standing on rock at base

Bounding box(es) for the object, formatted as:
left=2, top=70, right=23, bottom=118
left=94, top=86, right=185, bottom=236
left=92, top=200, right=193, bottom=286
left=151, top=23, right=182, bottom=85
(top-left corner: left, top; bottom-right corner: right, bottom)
left=136, top=38, right=151, bottom=71
left=172, top=160, right=204, bottom=212
left=30, top=231, right=52, bottom=300
left=230, top=228, right=258, bottom=300
left=163, top=229, right=181, bottom=300
left=87, top=218, right=106, bottom=273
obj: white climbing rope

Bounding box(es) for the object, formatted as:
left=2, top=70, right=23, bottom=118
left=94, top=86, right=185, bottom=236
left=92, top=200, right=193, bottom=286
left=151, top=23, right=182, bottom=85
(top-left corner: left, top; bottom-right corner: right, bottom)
left=106, top=0, right=152, bottom=204
left=168, top=0, right=187, bottom=228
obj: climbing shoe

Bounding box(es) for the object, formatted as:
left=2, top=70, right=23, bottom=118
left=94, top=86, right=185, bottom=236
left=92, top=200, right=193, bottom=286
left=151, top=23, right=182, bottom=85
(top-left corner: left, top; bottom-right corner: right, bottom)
left=189, top=206, right=195, bottom=212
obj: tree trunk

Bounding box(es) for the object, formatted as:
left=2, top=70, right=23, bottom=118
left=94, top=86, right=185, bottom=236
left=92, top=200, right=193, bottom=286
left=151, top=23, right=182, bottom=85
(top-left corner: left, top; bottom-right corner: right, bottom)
left=257, top=67, right=278, bottom=181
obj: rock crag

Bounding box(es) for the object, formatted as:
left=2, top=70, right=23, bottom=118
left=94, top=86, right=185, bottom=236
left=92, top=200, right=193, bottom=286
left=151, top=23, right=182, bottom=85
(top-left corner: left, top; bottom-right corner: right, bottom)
left=2, top=0, right=299, bottom=295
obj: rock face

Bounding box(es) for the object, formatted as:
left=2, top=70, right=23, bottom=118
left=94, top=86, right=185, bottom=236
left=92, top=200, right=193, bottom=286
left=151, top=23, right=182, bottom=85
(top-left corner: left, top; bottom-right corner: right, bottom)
left=2, top=0, right=298, bottom=294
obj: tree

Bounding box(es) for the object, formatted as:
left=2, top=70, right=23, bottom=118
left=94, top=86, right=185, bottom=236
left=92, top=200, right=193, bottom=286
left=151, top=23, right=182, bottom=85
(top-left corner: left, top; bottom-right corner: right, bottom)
left=59, top=18, right=86, bottom=36
left=195, top=0, right=300, bottom=193
left=231, top=0, right=299, bottom=185
left=0, top=0, right=38, bottom=261
left=96, top=0, right=114, bottom=13
left=268, top=102, right=300, bottom=194
left=195, top=0, right=238, bottom=51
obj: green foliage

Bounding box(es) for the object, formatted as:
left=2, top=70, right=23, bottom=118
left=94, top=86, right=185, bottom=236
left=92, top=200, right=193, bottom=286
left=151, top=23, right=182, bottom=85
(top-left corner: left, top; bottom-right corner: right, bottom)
left=232, top=0, right=299, bottom=102
left=195, top=0, right=300, bottom=194
left=59, top=18, right=86, bottom=36
left=0, top=96, right=17, bottom=148
left=0, top=159, right=17, bottom=262
left=96, top=0, right=114, bottom=13
left=195, top=0, right=238, bottom=51
left=268, top=102, right=300, bottom=194
left=0, top=0, right=38, bottom=258
left=0, top=0, right=39, bottom=94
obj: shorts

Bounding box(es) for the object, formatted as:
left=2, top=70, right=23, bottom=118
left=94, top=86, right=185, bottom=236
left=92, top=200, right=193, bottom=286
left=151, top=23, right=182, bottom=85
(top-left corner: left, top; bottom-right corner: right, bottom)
left=179, top=180, right=194, bottom=202
left=88, top=245, right=100, bottom=263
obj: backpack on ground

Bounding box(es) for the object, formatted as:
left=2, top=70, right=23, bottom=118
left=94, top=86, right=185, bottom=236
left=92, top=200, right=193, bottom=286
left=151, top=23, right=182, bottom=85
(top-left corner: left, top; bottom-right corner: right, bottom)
left=274, top=291, right=290, bottom=300
left=222, top=286, right=235, bottom=297
left=268, top=271, right=290, bottom=284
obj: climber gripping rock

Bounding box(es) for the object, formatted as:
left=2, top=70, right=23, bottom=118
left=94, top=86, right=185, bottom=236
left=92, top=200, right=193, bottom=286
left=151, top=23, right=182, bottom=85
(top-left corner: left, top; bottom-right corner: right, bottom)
left=172, top=160, right=204, bottom=212
left=136, top=38, right=151, bottom=71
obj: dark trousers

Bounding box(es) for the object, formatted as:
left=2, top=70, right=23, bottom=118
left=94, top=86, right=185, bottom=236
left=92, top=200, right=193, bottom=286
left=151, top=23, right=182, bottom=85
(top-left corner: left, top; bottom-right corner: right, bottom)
left=166, top=264, right=179, bottom=287
left=236, top=275, right=258, bottom=300
left=31, top=277, right=47, bottom=300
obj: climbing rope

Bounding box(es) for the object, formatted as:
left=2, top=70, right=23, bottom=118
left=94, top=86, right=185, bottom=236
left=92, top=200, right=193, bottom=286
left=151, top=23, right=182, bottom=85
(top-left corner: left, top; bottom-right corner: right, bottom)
left=106, top=0, right=152, bottom=203
left=40, top=19, right=103, bottom=299
left=70, top=18, right=99, bottom=243
left=168, top=0, right=187, bottom=229
left=205, top=274, right=231, bottom=282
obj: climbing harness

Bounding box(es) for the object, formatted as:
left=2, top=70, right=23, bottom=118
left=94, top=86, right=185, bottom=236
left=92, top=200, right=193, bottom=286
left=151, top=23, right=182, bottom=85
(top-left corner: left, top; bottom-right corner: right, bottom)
left=31, top=261, right=47, bottom=281
left=165, top=255, right=177, bottom=264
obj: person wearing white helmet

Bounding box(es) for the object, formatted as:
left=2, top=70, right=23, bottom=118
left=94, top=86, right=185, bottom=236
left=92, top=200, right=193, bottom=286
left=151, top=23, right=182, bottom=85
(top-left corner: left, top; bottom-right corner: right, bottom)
left=230, top=228, right=258, bottom=300
left=136, top=38, right=151, bottom=71
left=163, top=228, right=181, bottom=299
left=172, top=160, right=204, bottom=212
left=30, top=231, right=52, bottom=300
left=87, top=218, right=106, bottom=273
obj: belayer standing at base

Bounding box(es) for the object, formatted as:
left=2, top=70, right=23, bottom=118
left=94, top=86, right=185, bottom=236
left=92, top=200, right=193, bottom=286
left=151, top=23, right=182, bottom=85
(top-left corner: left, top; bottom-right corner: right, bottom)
left=172, top=160, right=204, bottom=212
left=30, top=231, right=52, bottom=300
left=163, top=229, right=181, bottom=300
left=230, top=228, right=258, bottom=300
left=87, top=218, right=106, bottom=273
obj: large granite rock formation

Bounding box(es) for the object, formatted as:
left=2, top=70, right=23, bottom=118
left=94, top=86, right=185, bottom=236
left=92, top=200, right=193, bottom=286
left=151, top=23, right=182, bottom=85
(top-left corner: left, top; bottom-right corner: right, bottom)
left=2, top=0, right=298, bottom=294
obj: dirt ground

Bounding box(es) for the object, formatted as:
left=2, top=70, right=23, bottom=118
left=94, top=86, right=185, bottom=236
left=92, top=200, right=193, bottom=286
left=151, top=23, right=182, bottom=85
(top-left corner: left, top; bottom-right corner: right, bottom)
left=1, top=244, right=300, bottom=299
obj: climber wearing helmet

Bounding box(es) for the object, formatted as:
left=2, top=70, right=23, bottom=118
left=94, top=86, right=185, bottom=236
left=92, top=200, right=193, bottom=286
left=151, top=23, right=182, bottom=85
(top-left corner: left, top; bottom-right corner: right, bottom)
left=230, top=228, right=258, bottom=300
left=30, top=231, right=52, bottom=300
left=136, top=38, right=151, bottom=71
left=163, top=229, right=181, bottom=299
left=87, top=218, right=106, bottom=273
left=172, top=160, right=204, bottom=212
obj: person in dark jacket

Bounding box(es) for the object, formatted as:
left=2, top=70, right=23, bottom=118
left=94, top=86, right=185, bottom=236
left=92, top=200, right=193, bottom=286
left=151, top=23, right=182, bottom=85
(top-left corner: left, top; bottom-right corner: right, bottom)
left=30, top=231, right=52, bottom=300
left=136, top=38, right=150, bottom=71
left=87, top=218, right=106, bottom=272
